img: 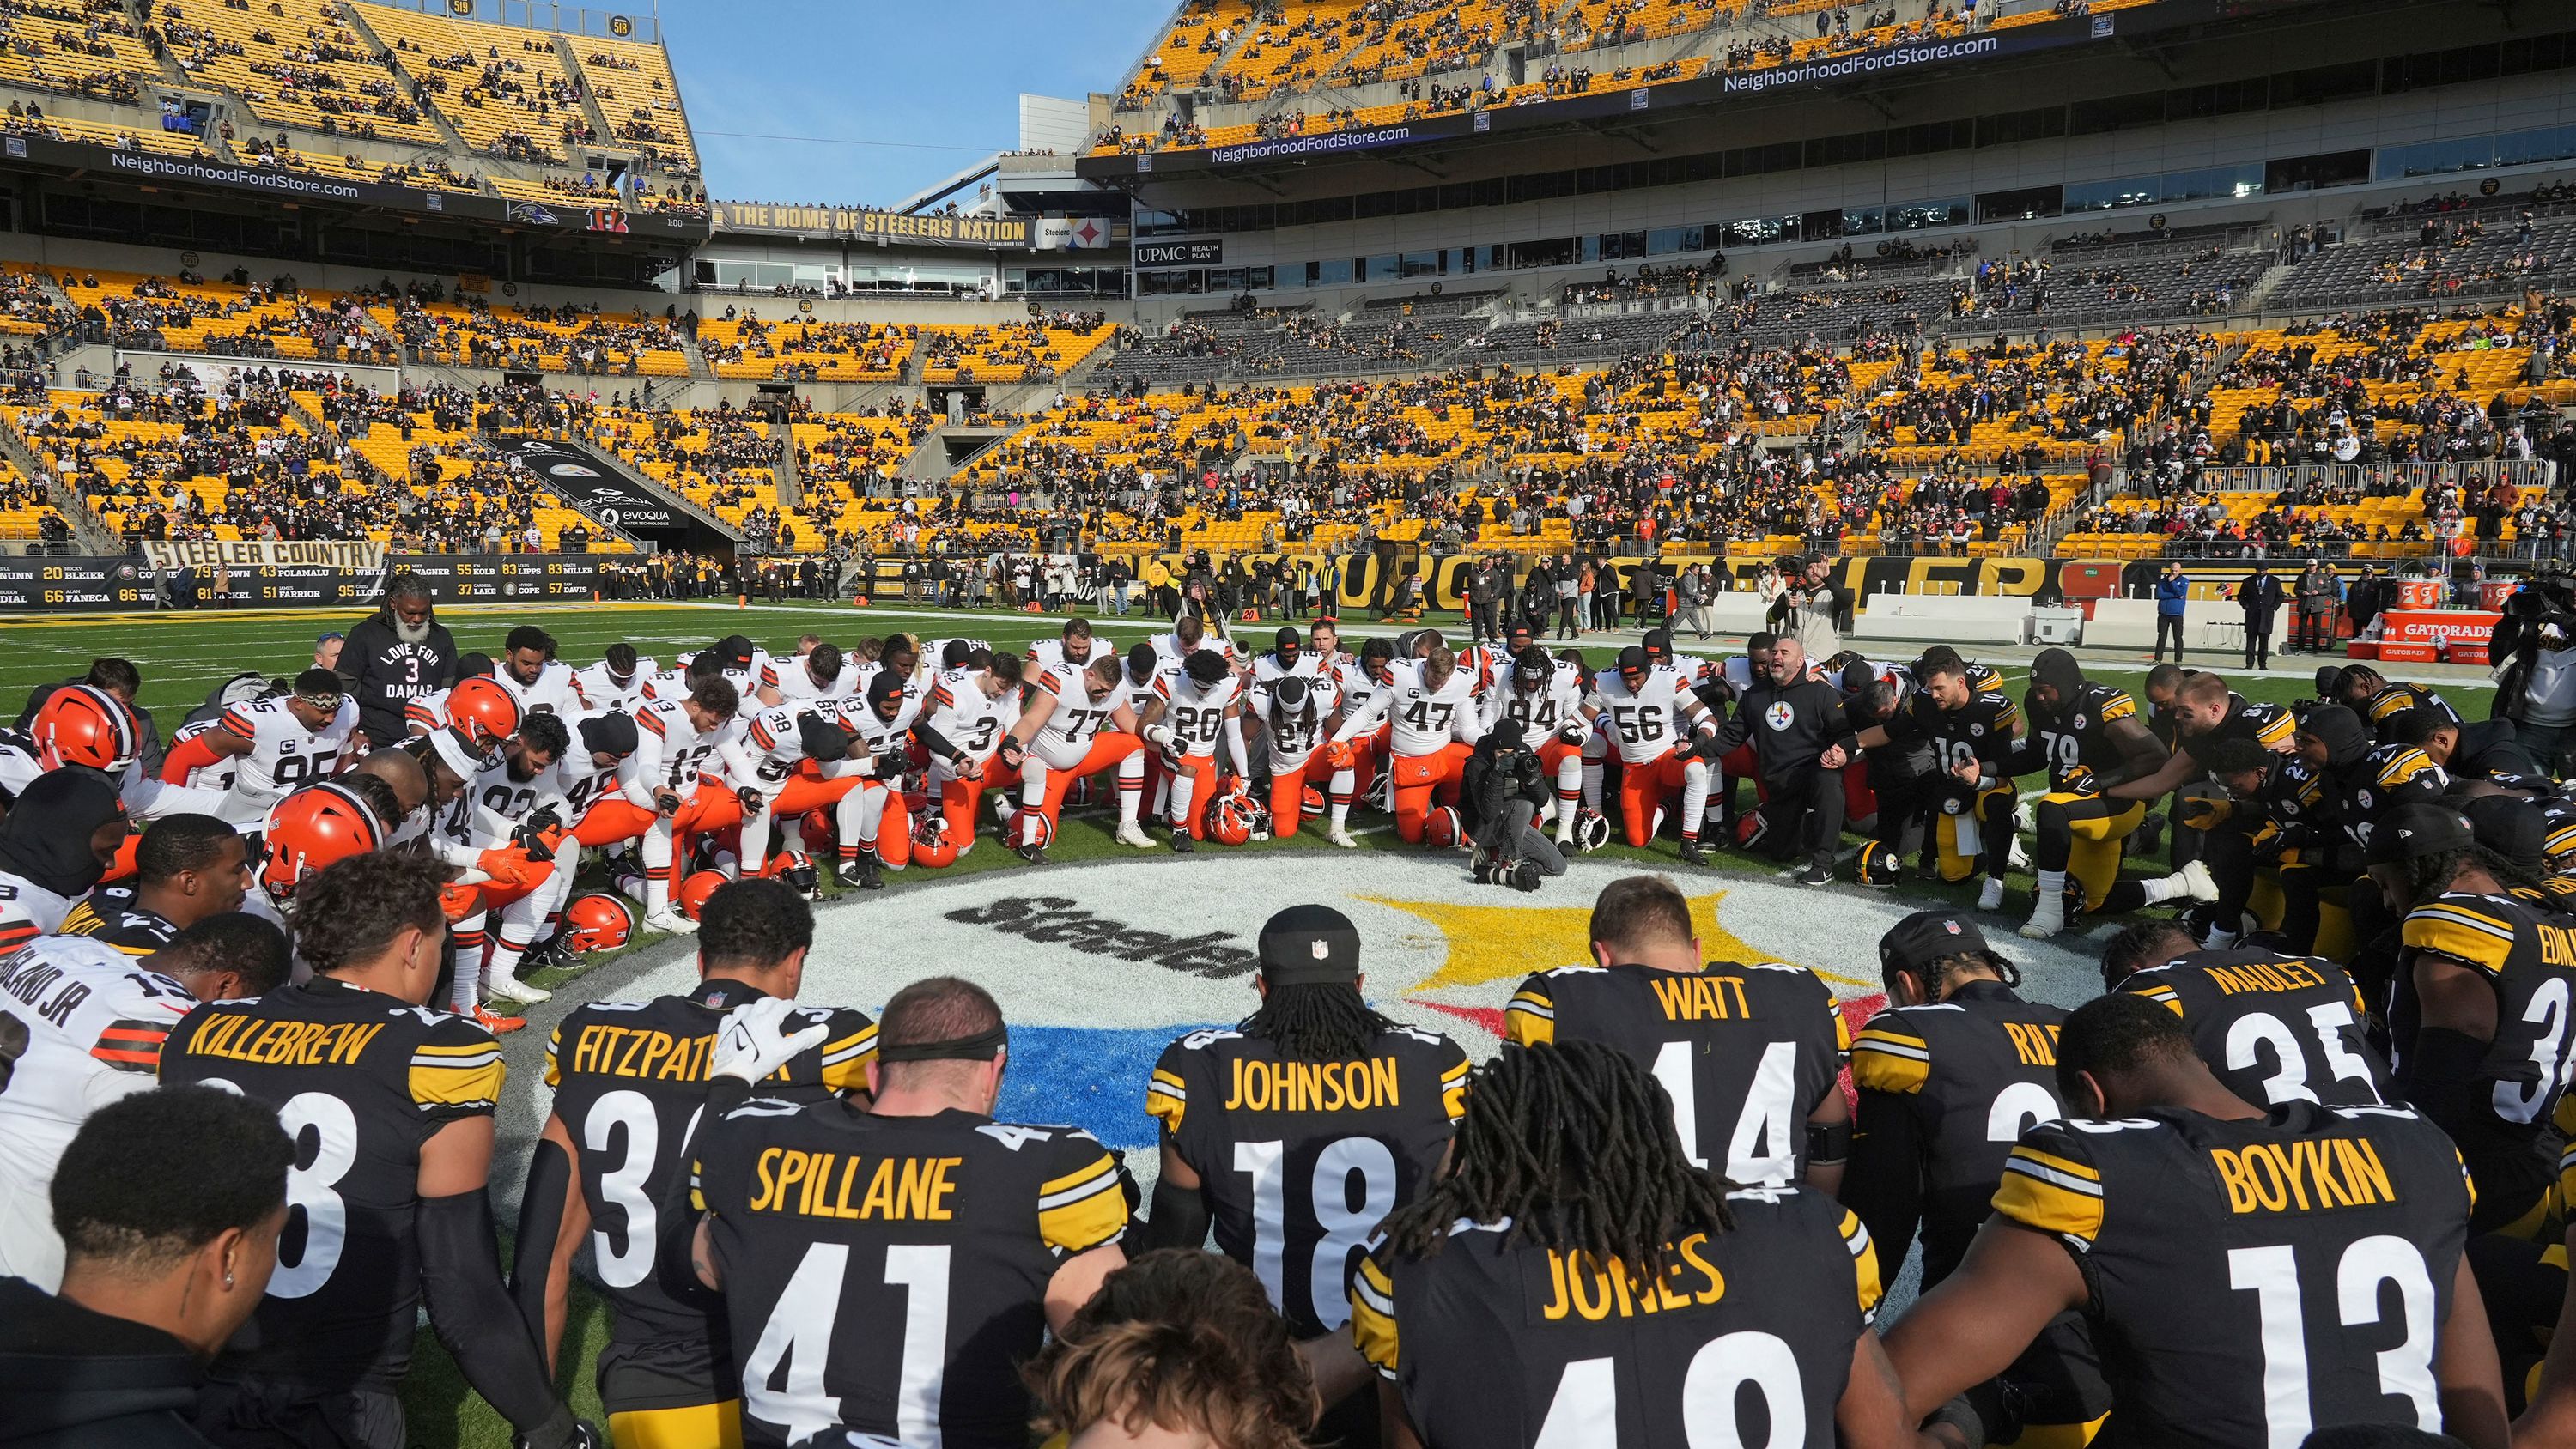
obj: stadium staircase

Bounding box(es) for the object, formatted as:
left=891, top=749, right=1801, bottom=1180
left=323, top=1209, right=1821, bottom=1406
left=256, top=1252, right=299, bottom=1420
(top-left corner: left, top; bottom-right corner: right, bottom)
left=332, top=5, right=479, bottom=159
left=768, top=416, right=801, bottom=507
left=0, top=425, right=117, bottom=552
left=2243, top=260, right=2299, bottom=313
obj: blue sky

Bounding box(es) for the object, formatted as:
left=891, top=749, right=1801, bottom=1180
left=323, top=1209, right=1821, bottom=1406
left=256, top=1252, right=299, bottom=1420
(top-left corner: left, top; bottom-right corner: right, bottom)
left=651, top=0, right=1173, bottom=208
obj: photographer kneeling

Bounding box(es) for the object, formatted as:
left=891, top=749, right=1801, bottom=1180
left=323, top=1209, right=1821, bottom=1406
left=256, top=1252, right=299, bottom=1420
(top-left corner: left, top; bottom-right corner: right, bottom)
left=1461, top=719, right=1567, bottom=891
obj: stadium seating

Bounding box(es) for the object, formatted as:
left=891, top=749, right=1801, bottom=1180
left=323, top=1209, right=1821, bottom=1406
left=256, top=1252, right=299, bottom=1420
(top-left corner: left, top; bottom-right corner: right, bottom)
left=0, top=0, right=167, bottom=101
left=698, top=317, right=915, bottom=382
left=234, top=136, right=482, bottom=192
left=371, top=296, right=690, bottom=376
left=354, top=1, right=588, bottom=164
left=56, top=270, right=397, bottom=364
left=563, top=30, right=698, bottom=179
left=159, top=0, right=449, bottom=147
left=1, top=109, right=208, bottom=156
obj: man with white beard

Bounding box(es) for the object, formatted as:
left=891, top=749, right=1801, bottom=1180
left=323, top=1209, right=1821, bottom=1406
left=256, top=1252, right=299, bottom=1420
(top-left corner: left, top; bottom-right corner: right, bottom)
left=332, top=573, right=459, bottom=749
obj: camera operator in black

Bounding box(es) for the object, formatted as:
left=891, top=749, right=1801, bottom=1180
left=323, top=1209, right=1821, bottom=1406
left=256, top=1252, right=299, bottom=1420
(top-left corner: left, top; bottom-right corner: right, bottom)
left=2490, top=573, right=2576, bottom=774
left=1461, top=718, right=1566, bottom=891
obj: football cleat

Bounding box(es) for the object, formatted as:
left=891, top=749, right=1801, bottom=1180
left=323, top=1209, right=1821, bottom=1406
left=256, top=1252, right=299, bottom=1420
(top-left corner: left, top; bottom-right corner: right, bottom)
left=2177, top=858, right=2218, bottom=901
left=1016, top=841, right=1049, bottom=866
left=1115, top=821, right=1154, bottom=849
left=1326, top=826, right=1358, bottom=849
left=2019, top=895, right=2066, bottom=940
left=1171, top=831, right=1196, bottom=854
left=1794, top=861, right=1835, bottom=886
left=1679, top=840, right=1710, bottom=866
left=496, top=968, right=551, bottom=1006
left=468, top=1003, right=526, bottom=1034
left=642, top=907, right=698, bottom=936
left=836, top=854, right=884, bottom=891
left=1978, top=877, right=2006, bottom=912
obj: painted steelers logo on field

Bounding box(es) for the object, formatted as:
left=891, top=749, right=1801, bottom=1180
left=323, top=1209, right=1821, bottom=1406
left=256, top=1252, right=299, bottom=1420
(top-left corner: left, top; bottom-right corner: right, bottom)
left=615, top=856, right=2105, bottom=1155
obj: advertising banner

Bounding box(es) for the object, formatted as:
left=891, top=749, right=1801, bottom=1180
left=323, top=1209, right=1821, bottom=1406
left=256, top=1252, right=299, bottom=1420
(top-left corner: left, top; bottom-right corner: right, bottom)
left=0, top=553, right=610, bottom=612
left=143, top=539, right=386, bottom=573
left=499, top=439, right=693, bottom=543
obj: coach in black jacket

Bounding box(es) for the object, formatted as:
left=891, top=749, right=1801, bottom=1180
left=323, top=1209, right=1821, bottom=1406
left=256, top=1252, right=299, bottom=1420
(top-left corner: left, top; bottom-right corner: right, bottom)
left=1703, top=634, right=1860, bottom=884
left=334, top=573, right=458, bottom=746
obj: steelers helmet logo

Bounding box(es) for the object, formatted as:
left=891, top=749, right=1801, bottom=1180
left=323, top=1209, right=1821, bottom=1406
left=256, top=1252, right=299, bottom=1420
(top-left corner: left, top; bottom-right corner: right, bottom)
left=1764, top=701, right=1795, bottom=731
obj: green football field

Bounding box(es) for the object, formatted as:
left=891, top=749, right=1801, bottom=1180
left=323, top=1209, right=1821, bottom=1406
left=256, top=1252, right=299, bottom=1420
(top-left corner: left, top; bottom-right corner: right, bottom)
left=0, top=597, right=2427, bottom=1446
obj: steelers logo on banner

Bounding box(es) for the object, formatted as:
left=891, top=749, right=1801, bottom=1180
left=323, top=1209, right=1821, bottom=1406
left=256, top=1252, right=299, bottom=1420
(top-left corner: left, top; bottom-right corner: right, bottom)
left=616, top=855, right=2103, bottom=1164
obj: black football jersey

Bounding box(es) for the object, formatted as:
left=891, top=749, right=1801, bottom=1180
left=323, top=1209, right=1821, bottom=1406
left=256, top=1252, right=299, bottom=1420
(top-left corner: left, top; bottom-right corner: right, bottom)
left=2392, top=890, right=2576, bottom=1223
left=159, top=974, right=504, bottom=1387
left=692, top=1102, right=1131, bottom=1449
left=2360, top=681, right=2459, bottom=737
left=1886, top=689, right=2021, bottom=778
left=56, top=883, right=178, bottom=955
left=544, top=979, right=877, bottom=1348
left=2251, top=756, right=2335, bottom=844
left=2023, top=680, right=2141, bottom=785
left=2180, top=694, right=2298, bottom=770
left=2330, top=744, right=2447, bottom=852
left=2119, top=949, right=2391, bottom=1109
left=1352, top=1185, right=1880, bottom=1449
left=1847, top=980, right=2068, bottom=1286
left=1994, top=1103, right=2472, bottom=1448
left=1507, top=962, right=1849, bottom=1185
left=1146, top=1022, right=1468, bottom=1337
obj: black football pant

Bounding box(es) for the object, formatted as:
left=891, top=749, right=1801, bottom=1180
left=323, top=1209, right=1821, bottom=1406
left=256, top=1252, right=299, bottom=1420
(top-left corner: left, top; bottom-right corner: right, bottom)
left=2193, top=811, right=2263, bottom=937
left=1767, top=764, right=1844, bottom=871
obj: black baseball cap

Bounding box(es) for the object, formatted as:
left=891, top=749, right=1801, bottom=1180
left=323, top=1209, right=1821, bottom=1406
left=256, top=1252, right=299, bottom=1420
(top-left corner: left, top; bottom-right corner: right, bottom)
left=1259, top=904, right=1362, bottom=985
left=2366, top=803, right=2476, bottom=866
left=1879, top=910, right=2005, bottom=979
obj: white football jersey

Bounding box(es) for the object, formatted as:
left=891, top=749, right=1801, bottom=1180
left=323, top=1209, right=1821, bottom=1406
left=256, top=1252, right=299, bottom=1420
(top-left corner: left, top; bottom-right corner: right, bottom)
left=1251, top=674, right=1340, bottom=772
left=215, top=694, right=357, bottom=818
left=730, top=700, right=820, bottom=789
left=573, top=657, right=658, bottom=712
left=167, top=717, right=240, bottom=791
left=1589, top=669, right=1700, bottom=766
left=0, top=936, right=200, bottom=1290
left=825, top=689, right=927, bottom=761
left=440, top=754, right=570, bottom=852
left=1027, top=636, right=1113, bottom=673
left=494, top=661, right=580, bottom=719
left=1151, top=667, right=1242, bottom=761
left=924, top=668, right=1015, bottom=763
left=634, top=695, right=744, bottom=792
left=1026, top=663, right=1129, bottom=767
left=761, top=654, right=858, bottom=704
left=1340, top=658, right=1479, bottom=758
left=1494, top=660, right=1589, bottom=739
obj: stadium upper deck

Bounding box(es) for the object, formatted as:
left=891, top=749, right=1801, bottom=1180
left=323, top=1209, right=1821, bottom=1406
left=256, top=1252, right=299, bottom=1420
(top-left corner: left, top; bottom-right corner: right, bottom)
left=0, top=0, right=706, bottom=217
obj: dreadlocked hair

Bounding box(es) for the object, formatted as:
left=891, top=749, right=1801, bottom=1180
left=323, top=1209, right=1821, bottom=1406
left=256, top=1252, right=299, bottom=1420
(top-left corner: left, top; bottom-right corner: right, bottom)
left=2406, top=845, right=2548, bottom=908
left=1236, top=981, right=1399, bottom=1064
left=1378, top=1040, right=1735, bottom=1280
left=1917, top=949, right=2020, bottom=998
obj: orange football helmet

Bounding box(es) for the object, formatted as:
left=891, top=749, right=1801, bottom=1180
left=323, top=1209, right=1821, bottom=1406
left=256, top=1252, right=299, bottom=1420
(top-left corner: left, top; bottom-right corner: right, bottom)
left=677, top=869, right=728, bottom=921
left=446, top=676, right=522, bottom=754
left=260, top=782, right=384, bottom=901
left=34, top=684, right=140, bottom=773
left=562, top=893, right=636, bottom=952
left=1302, top=785, right=1327, bottom=818
left=1423, top=805, right=1463, bottom=851
left=1206, top=783, right=1267, bottom=846
left=910, top=816, right=961, bottom=869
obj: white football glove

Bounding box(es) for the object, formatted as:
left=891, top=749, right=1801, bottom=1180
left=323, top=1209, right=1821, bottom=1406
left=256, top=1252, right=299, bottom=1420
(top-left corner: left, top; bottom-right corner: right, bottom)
left=709, top=997, right=831, bottom=1085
